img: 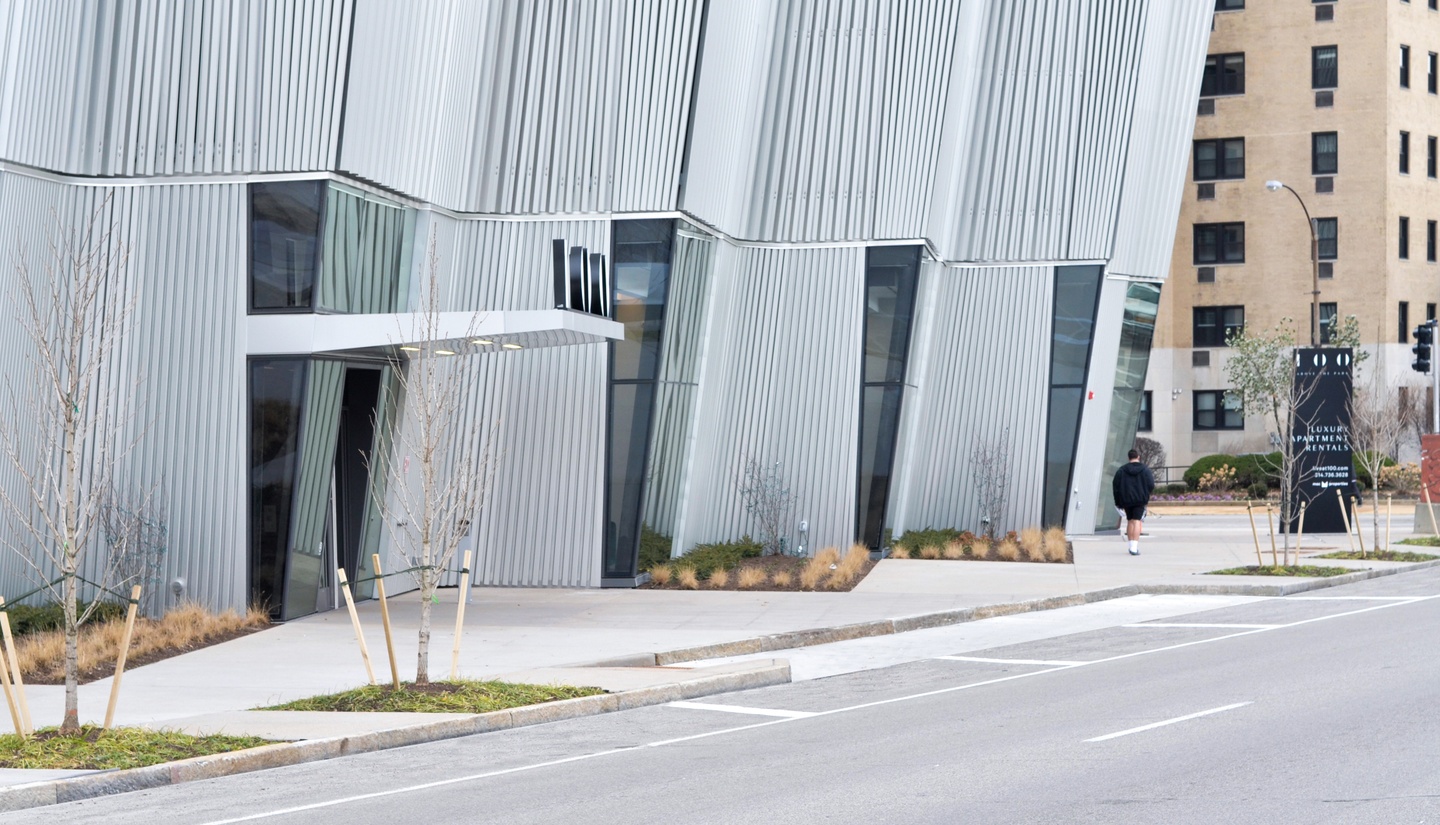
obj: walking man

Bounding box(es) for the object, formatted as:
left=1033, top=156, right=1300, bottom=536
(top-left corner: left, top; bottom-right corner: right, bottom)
left=1112, top=449, right=1155, bottom=556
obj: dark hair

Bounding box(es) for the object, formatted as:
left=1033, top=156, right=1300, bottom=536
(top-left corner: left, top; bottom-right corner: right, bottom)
left=1127, top=449, right=1140, bottom=460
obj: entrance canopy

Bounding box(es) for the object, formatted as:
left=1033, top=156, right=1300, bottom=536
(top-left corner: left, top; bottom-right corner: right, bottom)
left=245, top=309, right=623, bottom=357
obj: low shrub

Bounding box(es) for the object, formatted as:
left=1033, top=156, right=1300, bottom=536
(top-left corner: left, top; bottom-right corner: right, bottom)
left=1246, top=482, right=1269, bottom=500
left=1164, top=483, right=1188, bottom=495
left=1197, top=464, right=1237, bottom=493
left=1379, top=462, right=1421, bottom=494
left=10, top=601, right=128, bottom=638
left=1186, top=453, right=1280, bottom=491
left=1353, top=452, right=1396, bottom=490
left=673, top=536, right=764, bottom=579
left=892, top=527, right=963, bottom=554
left=1184, top=454, right=1237, bottom=490
left=637, top=525, right=675, bottom=572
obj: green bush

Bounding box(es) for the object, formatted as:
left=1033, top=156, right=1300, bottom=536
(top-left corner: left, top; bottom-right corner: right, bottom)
left=673, top=536, right=764, bottom=579
left=1352, top=452, right=1395, bottom=490
left=1164, top=483, right=1188, bottom=495
left=637, top=524, right=674, bottom=571
left=1246, top=482, right=1269, bottom=500
left=1185, top=453, right=1281, bottom=490
left=8, top=601, right=128, bottom=637
left=892, top=527, right=963, bottom=553
left=1184, top=455, right=1238, bottom=490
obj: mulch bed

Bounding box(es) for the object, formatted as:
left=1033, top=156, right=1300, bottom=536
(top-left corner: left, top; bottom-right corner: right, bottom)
left=640, top=555, right=878, bottom=592
left=30, top=624, right=272, bottom=686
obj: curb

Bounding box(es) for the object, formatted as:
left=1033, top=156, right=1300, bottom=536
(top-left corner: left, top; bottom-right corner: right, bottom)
left=0, top=660, right=790, bottom=813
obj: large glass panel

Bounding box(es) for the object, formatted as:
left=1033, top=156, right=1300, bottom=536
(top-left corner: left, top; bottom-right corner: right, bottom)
left=1044, top=388, right=1085, bottom=527
left=857, top=386, right=904, bottom=548
left=248, top=359, right=308, bottom=616
left=283, top=359, right=345, bottom=620
left=611, top=220, right=675, bottom=382
left=605, top=382, right=655, bottom=577
left=250, top=182, right=325, bottom=312
left=317, top=184, right=415, bottom=314
left=1095, top=282, right=1161, bottom=529
left=1043, top=265, right=1104, bottom=527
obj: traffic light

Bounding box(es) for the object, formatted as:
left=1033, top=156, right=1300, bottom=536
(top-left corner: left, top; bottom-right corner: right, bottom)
left=1413, top=322, right=1434, bottom=373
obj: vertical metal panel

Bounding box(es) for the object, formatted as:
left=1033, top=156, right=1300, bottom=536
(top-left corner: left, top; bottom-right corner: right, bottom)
left=676, top=244, right=865, bottom=554
left=0, top=0, right=349, bottom=176
left=341, top=0, right=703, bottom=213
left=0, top=174, right=247, bottom=612
left=890, top=265, right=1053, bottom=534
left=1108, top=0, right=1213, bottom=279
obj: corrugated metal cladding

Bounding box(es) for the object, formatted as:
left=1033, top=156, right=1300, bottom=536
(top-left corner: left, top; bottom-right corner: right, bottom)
left=0, top=173, right=247, bottom=612
left=888, top=265, right=1053, bottom=535
left=340, top=0, right=703, bottom=213
left=1108, top=0, right=1213, bottom=279
left=676, top=245, right=865, bottom=555
left=409, top=216, right=610, bottom=587
left=0, top=0, right=350, bottom=176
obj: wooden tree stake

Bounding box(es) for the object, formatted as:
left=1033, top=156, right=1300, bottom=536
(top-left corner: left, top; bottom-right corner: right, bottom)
left=338, top=568, right=377, bottom=685
left=450, top=551, right=472, bottom=682
left=1294, top=502, right=1307, bottom=567
left=1386, top=494, right=1393, bottom=551
left=103, top=585, right=143, bottom=730
left=1336, top=488, right=1356, bottom=554
left=373, top=554, right=401, bottom=689
left=1246, top=503, right=1264, bottom=566
left=1353, top=496, right=1367, bottom=558
left=1265, top=505, right=1279, bottom=567
left=0, top=605, right=32, bottom=735
left=0, top=602, right=22, bottom=737
left=1425, top=483, right=1436, bottom=533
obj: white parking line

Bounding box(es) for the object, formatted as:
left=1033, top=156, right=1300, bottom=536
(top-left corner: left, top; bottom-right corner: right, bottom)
left=1284, top=596, right=1419, bottom=601
left=1085, top=702, right=1251, bottom=743
left=1121, top=623, right=1280, bottom=629
left=667, top=701, right=816, bottom=719
left=936, top=655, right=1088, bottom=667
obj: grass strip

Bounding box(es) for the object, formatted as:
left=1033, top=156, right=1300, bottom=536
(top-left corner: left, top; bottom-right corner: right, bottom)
left=1206, top=565, right=1355, bottom=578
left=1313, top=550, right=1438, bottom=562
left=1398, top=536, right=1440, bottom=547
left=262, top=680, right=605, bottom=714
left=0, top=726, right=272, bottom=770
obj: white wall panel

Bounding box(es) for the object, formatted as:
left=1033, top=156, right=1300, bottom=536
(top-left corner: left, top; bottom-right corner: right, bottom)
left=676, top=244, right=865, bottom=554
left=890, top=265, right=1053, bottom=534
left=1108, top=0, right=1213, bottom=279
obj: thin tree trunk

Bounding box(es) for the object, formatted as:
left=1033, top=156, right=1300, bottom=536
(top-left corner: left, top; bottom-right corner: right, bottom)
left=62, top=572, right=79, bottom=733
left=416, top=564, right=432, bottom=684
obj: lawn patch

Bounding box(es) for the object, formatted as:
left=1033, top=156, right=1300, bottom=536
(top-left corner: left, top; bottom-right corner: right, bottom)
left=1206, top=565, right=1354, bottom=577
left=0, top=726, right=272, bottom=770
left=1399, top=536, right=1440, bottom=547
left=1313, top=550, right=1437, bottom=562
left=263, top=680, right=604, bottom=714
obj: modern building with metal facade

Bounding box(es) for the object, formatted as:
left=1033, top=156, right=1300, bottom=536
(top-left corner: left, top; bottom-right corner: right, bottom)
left=0, top=0, right=1213, bottom=620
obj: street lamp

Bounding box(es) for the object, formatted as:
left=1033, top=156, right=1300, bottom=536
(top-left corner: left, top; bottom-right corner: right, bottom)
left=1265, top=180, right=1322, bottom=346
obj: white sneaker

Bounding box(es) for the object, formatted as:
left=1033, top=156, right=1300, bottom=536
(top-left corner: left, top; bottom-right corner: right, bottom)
left=1128, top=547, right=1140, bottom=556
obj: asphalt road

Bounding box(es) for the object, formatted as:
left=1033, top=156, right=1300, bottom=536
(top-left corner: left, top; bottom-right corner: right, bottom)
left=13, top=569, right=1440, bottom=825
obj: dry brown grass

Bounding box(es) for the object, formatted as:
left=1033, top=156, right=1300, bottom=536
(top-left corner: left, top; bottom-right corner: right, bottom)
left=995, top=539, right=1020, bottom=562
left=1018, top=527, right=1044, bottom=560
left=942, top=541, right=965, bottom=560
left=736, top=567, right=768, bottom=589
left=970, top=541, right=992, bottom=560
left=17, top=602, right=269, bottom=684
left=918, top=545, right=941, bottom=560
left=676, top=567, right=700, bottom=590
left=889, top=545, right=911, bottom=559
left=826, top=544, right=871, bottom=589
left=800, top=548, right=840, bottom=590
left=648, top=565, right=673, bottom=585
left=708, top=568, right=730, bottom=588
left=1043, top=526, right=1069, bottom=562
left=771, top=570, right=794, bottom=587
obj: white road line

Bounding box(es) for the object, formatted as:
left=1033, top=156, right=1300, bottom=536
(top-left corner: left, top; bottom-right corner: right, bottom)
left=667, top=701, right=816, bottom=719
left=1121, top=623, right=1280, bottom=629
left=936, top=655, right=1088, bottom=667
left=1084, top=702, right=1251, bottom=743
left=193, top=592, right=1438, bottom=825
left=1285, top=596, right=1419, bottom=601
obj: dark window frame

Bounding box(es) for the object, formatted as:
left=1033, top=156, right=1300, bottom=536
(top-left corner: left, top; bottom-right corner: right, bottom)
left=1430, top=52, right=1438, bottom=93
left=1316, top=218, right=1338, bottom=260
left=1319, top=303, right=1339, bottom=345
left=1429, top=220, right=1437, bottom=262
left=1194, top=305, right=1245, bottom=348
left=1402, top=216, right=1412, bottom=260
left=1215, top=0, right=1244, bottom=9
left=1193, top=137, right=1245, bottom=180
left=1401, top=131, right=1411, bottom=174
left=1202, top=52, right=1246, bottom=96
left=1402, top=301, right=1412, bottom=343
left=1312, top=131, right=1338, bottom=175
left=1193, top=222, right=1246, bottom=265
left=1193, top=390, right=1245, bottom=431
left=1430, top=136, right=1438, bottom=178
left=1402, top=44, right=1412, bottom=88
left=1313, top=45, right=1339, bottom=89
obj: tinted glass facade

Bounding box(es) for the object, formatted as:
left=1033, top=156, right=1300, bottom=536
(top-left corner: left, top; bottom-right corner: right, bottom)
left=250, top=182, right=325, bottom=312
left=248, top=358, right=307, bottom=615
left=1043, top=265, right=1103, bottom=527
left=1095, top=282, right=1161, bottom=529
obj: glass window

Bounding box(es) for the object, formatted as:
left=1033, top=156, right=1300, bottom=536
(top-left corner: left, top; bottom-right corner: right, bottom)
left=1316, top=218, right=1338, bottom=260
left=248, top=358, right=308, bottom=617
left=1401, top=216, right=1412, bottom=259
left=1215, top=0, right=1243, bottom=9
left=1095, top=282, right=1161, bottom=529
left=1429, top=220, right=1437, bottom=262
left=1313, top=46, right=1338, bottom=89
left=1137, top=390, right=1153, bottom=432
left=1312, top=132, right=1338, bottom=175
left=1401, top=131, right=1411, bottom=174
left=1430, top=52, right=1437, bottom=93
left=250, top=181, right=325, bottom=312
left=1319, top=303, right=1338, bottom=345
left=611, top=220, right=676, bottom=382
left=1193, top=138, right=1245, bottom=180
left=1202, top=53, right=1246, bottom=96
left=1194, top=390, right=1244, bottom=430
left=1043, top=265, right=1104, bottom=528
left=1193, top=222, right=1245, bottom=264
left=1402, top=45, right=1412, bottom=88
left=1401, top=302, right=1411, bottom=343
left=1194, top=305, right=1245, bottom=347
left=317, top=185, right=415, bottom=314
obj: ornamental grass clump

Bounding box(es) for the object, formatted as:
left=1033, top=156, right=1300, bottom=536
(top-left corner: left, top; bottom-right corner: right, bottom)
left=827, top=544, right=870, bottom=588
left=970, top=540, right=992, bottom=560
left=1042, top=526, right=1068, bottom=562
left=771, top=570, right=794, bottom=587
left=648, top=565, right=673, bottom=586
left=889, top=545, right=911, bottom=559
left=800, top=548, right=840, bottom=590
left=676, top=567, right=700, bottom=590
left=1018, top=527, right=1044, bottom=561
left=942, top=540, right=965, bottom=560
left=919, top=545, right=942, bottom=560
left=736, top=567, right=767, bottom=589
left=995, top=539, right=1020, bottom=562
left=708, top=568, right=730, bottom=588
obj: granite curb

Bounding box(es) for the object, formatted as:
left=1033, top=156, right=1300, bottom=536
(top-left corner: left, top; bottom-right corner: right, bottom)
left=0, top=660, right=790, bottom=813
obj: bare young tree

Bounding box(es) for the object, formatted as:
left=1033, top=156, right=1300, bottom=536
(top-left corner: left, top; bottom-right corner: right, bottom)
left=1133, top=436, right=1166, bottom=473
left=735, top=457, right=796, bottom=556
left=0, top=202, right=143, bottom=733
left=1349, top=370, right=1405, bottom=553
left=970, top=428, right=1011, bottom=540
left=99, top=487, right=168, bottom=615
left=369, top=239, right=495, bottom=685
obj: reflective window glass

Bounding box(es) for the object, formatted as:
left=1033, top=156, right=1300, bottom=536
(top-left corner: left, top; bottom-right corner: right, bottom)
left=250, top=182, right=324, bottom=312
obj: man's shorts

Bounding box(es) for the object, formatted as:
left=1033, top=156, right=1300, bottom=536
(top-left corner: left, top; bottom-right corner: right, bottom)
left=1122, top=504, right=1147, bottom=521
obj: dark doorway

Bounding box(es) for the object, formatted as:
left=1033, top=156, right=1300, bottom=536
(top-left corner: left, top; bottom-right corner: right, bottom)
left=333, top=367, right=382, bottom=585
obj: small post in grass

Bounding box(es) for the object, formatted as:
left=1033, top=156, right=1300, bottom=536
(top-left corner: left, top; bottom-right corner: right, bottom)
left=0, top=600, right=32, bottom=735
left=372, top=554, right=401, bottom=689
left=450, top=550, right=472, bottom=682
left=1353, top=496, right=1367, bottom=558
left=1336, top=489, right=1356, bottom=554
left=1294, top=501, right=1307, bottom=568
left=1386, top=494, right=1393, bottom=551
left=0, top=604, right=21, bottom=736
left=1425, top=484, right=1436, bottom=534
left=103, top=585, right=143, bottom=730
left=1246, top=503, right=1264, bottom=566
left=1264, top=504, right=1279, bottom=567
left=338, top=568, right=376, bottom=686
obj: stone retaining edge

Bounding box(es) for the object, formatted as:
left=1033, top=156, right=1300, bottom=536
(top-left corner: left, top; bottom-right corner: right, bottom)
left=0, top=660, right=791, bottom=813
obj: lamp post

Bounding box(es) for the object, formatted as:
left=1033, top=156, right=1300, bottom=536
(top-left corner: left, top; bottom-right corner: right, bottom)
left=1265, top=180, right=1321, bottom=346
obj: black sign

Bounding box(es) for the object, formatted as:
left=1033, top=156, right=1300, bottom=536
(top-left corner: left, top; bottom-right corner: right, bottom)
left=1287, top=348, right=1354, bottom=533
